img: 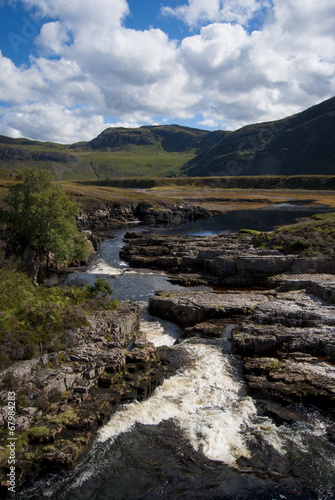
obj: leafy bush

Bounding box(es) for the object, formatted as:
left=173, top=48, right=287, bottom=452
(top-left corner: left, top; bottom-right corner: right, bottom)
left=88, top=277, right=113, bottom=296
left=0, top=271, right=119, bottom=366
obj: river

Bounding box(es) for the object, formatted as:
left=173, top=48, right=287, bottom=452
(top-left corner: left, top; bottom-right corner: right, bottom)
left=20, top=204, right=335, bottom=499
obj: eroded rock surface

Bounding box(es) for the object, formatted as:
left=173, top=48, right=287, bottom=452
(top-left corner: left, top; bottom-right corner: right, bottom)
left=149, top=289, right=269, bottom=328
left=121, top=232, right=335, bottom=286
left=232, top=289, right=335, bottom=412
left=149, top=286, right=335, bottom=414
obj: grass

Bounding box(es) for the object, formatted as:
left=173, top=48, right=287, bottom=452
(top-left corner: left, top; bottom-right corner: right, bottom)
left=47, top=409, right=78, bottom=425
left=0, top=143, right=196, bottom=180
left=28, top=427, right=50, bottom=441
left=84, top=145, right=195, bottom=178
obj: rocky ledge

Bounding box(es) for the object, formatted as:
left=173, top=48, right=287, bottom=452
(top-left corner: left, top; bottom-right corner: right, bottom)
left=0, top=302, right=171, bottom=495
left=77, top=201, right=215, bottom=233
left=148, top=280, right=335, bottom=415
left=121, top=232, right=335, bottom=287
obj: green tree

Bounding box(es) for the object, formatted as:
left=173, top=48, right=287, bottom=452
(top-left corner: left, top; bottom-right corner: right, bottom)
left=6, top=169, right=89, bottom=265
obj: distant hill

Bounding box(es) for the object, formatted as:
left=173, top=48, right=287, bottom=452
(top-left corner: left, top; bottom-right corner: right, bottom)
left=0, top=125, right=209, bottom=179
left=181, top=96, right=335, bottom=177
left=84, top=124, right=209, bottom=152
left=0, top=97, right=333, bottom=179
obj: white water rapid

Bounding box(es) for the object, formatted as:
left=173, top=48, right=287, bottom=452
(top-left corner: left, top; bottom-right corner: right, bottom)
left=98, top=322, right=284, bottom=466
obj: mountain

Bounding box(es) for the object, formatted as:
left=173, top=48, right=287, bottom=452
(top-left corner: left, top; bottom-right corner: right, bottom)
left=181, top=96, right=335, bottom=177
left=0, top=97, right=333, bottom=179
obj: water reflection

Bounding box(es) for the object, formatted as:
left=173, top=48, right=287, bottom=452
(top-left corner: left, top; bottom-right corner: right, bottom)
left=161, top=203, right=330, bottom=236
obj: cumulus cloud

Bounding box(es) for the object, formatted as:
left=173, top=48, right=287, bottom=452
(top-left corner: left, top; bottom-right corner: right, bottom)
left=0, top=50, right=48, bottom=103
left=177, top=0, right=335, bottom=128
left=21, top=0, right=129, bottom=29
left=0, top=0, right=334, bottom=141
left=162, top=0, right=271, bottom=28
left=0, top=102, right=121, bottom=143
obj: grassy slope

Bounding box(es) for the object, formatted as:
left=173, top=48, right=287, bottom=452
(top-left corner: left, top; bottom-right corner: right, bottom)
left=0, top=135, right=197, bottom=180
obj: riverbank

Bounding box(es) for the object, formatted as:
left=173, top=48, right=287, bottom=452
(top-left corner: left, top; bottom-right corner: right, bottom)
left=0, top=301, right=175, bottom=495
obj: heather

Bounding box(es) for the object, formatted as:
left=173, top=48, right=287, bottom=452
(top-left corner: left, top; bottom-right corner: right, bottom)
left=0, top=269, right=118, bottom=367
left=252, top=212, right=335, bottom=256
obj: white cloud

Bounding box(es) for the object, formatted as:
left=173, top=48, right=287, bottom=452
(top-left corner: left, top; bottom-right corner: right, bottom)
left=162, top=0, right=270, bottom=28
left=0, top=0, right=334, bottom=142
left=0, top=102, right=118, bottom=143
left=21, top=0, right=129, bottom=29
left=35, top=21, right=70, bottom=54
left=0, top=50, right=48, bottom=103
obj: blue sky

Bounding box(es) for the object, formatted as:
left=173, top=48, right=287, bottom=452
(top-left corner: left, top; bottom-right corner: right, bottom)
left=0, top=0, right=334, bottom=142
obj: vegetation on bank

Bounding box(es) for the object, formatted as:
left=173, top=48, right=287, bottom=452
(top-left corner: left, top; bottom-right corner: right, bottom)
left=0, top=268, right=117, bottom=367
left=252, top=211, right=335, bottom=256
left=61, top=179, right=179, bottom=212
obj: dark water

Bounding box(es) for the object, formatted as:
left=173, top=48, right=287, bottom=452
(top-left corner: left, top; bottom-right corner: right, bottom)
left=19, top=204, right=335, bottom=499
left=162, top=203, right=331, bottom=236
left=67, top=233, right=195, bottom=302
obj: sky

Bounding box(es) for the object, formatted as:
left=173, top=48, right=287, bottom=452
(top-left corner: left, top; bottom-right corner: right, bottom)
left=0, top=0, right=334, bottom=143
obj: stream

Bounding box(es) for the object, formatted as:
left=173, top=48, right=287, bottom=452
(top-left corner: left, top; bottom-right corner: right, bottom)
left=21, top=205, right=335, bottom=499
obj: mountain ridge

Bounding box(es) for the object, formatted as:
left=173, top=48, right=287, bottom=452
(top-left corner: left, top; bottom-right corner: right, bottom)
left=181, top=96, right=335, bottom=176
left=0, top=97, right=333, bottom=179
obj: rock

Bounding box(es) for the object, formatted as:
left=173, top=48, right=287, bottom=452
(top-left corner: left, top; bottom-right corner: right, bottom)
left=77, top=201, right=212, bottom=234
left=121, top=233, right=335, bottom=287
left=310, top=280, right=335, bottom=303
left=251, top=290, right=335, bottom=327
left=149, top=289, right=269, bottom=328
left=232, top=324, right=335, bottom=361
left=243, top=356, right=335, bottom=413
left=180, top=319, right=232, bottom=340
left=230, top=288, right=335, bottom=412
left=257, top=401, right=311, bottom=425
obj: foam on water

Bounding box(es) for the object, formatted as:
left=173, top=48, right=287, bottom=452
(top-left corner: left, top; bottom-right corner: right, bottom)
left=140, top=318, right=181, bottom=347
left=87, top=258, right=123, bottom=275
left=98, top=342, right=260, bottom=465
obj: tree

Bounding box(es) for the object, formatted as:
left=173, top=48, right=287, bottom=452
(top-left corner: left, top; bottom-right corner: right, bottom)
left=6, top=169, right=89, bottom=265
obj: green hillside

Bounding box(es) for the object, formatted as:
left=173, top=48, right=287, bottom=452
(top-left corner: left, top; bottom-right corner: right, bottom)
left=181, top=96, right=335, bottom=177
left=0, top=125, right=207, bottom=180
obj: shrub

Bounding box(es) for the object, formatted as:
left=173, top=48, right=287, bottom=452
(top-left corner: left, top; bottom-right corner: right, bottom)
left=0, top=270, right=118, bottom=365
left=88, top=278, right=113, bottom=296
left=28, top=427, right=51, bottom=444
left=252, top=216, right=335, bottom=256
